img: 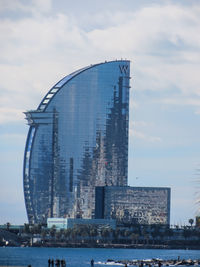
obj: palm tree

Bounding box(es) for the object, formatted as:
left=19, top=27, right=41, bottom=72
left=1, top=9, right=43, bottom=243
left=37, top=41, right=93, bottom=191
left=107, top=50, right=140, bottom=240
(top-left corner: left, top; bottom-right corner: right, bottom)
left=100, top=228, right=111, bottom=240
left=50, top=225, right=56, bottom=238
left=6, top=222, right=11, bottom=231
left=183, top=228, right=191, bottom=239
left=24, top=223, right=30, bottom=234
left=64, top=228, right=71, bottom=240
left=188, top=218, right=194, bottom=227
left=124, top=230, right=131, bottom=238
left=130, top=233, right=139, bottom=244
left=89, top=227, right=98, bottom=241
left=41, top=229, right=47, bottom=240
left=151, top=225, right=161, bottom=240
left=55, top=230, right=62, bottom=240
left=32, top=224, right=42, bottom=234
left=164, top=227, right=174, bottom=239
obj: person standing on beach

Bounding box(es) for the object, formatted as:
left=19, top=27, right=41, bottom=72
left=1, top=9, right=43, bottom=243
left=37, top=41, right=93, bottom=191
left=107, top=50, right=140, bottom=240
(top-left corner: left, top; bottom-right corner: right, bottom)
left=61, top=259, right=66, bottom=267
left=91, top=259, right=94, bottom=266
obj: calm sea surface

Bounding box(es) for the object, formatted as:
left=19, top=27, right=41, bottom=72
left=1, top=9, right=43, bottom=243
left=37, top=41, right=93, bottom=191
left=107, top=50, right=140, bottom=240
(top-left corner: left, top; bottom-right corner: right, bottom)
left=0, top=247, right=200, bottom=267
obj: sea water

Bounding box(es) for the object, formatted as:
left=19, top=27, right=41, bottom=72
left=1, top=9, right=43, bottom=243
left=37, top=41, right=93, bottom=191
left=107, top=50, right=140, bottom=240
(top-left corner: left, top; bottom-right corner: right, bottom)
left=0, top=247, right=200, bottom=267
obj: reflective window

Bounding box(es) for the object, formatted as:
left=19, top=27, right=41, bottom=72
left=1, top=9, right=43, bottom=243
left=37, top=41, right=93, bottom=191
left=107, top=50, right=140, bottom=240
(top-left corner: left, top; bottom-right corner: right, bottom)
left=24, top=60, right=130, bottom=224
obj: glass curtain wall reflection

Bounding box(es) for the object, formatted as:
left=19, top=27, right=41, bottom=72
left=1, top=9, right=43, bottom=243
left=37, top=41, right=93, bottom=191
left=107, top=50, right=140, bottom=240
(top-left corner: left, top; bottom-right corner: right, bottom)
left=23, top=60, right=130, bottom=224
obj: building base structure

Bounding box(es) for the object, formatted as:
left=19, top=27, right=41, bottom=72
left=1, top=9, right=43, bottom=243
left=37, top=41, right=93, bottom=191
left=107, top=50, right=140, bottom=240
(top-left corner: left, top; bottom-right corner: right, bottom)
left=47, top=218, right=116, bottom=230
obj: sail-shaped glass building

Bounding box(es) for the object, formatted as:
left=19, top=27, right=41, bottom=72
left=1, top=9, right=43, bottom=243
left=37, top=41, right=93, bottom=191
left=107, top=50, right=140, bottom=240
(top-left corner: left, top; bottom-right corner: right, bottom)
left=23, top=60, right=130, bottom=224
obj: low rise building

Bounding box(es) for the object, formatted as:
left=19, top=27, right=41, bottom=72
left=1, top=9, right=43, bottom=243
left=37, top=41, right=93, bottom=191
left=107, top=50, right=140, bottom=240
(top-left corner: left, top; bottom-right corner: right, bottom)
left=47, top=218, right=116, bottom=230
left=95, top=186, right=170, bottom=225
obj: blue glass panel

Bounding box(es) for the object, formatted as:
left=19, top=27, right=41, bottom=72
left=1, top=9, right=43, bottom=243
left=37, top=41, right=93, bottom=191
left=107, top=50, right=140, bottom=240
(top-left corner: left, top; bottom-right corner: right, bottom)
left=23, top=60, right=130, bottom=223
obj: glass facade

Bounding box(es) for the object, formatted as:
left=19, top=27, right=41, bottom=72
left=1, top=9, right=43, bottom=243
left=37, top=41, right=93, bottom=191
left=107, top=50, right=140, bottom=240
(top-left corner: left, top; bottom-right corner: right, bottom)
left=23, top=60, right=130, bottom=224
left=95, top=186, right=171, bottom=225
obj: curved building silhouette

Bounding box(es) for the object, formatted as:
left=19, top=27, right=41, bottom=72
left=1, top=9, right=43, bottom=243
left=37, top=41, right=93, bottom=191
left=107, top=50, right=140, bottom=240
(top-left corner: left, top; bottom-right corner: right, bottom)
left=23, top=60, right=130, bottom=224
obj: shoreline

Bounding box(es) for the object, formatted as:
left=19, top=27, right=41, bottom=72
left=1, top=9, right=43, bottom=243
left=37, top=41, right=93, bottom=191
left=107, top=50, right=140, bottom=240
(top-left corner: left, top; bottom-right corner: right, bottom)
left=104, top=258, right=200, bottom=266
left=30, top=243, right=200, bottom=250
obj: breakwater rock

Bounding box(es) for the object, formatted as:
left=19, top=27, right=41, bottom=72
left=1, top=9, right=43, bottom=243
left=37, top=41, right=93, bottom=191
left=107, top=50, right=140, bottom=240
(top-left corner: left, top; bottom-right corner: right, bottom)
left=106, top=258, right=200, bottom=266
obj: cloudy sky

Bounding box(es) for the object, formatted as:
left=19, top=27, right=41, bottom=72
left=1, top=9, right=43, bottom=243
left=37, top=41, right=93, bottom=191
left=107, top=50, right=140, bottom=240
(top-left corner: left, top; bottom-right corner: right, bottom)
left=0, top=0, right=200, bottom=225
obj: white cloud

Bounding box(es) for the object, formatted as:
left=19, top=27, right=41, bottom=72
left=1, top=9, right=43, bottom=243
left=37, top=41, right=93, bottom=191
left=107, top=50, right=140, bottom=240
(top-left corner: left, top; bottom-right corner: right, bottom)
left=87, top=4, right=200, bottom=96
left=0, top=0, right=52, bottom=15
left=88, top=4, right=200, bottom=52
left=0, top=108, right=24, bottom=124
left=133, top=121, right=150, bottom=128
left=129, top=98, right=139, bottom=110
left=0, top=14, right=86, bottom=63
left=0, top=2, right=200, bottom=125
left=133, top=130, right=162, bottom=143
left=161, top=97, right=200, bottom=106
left=32, top=0, right=52, bottom=13
left=0, top=0, right=26, bottom=12
left=0, top=0, right=199, bottom=225
left=129, top=120, right=162, bottom=143
left=0, top=132, right=26, bottom=140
